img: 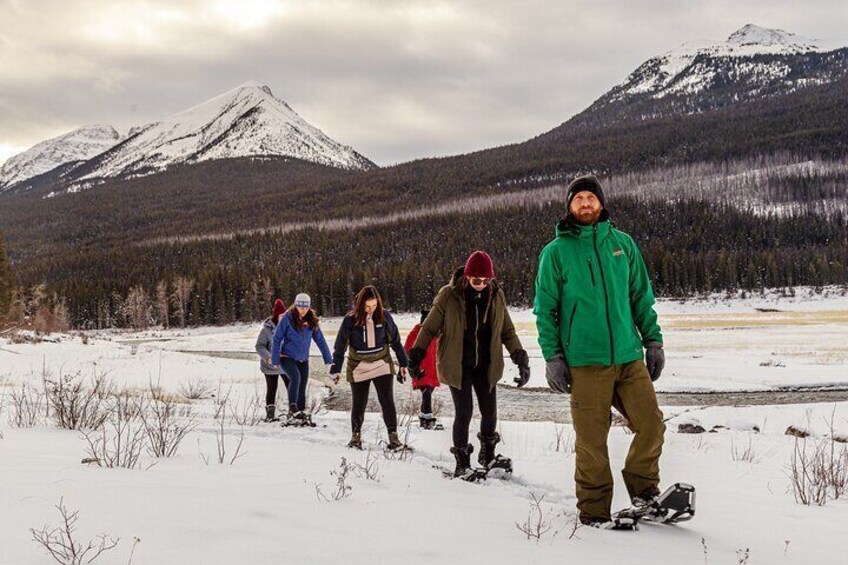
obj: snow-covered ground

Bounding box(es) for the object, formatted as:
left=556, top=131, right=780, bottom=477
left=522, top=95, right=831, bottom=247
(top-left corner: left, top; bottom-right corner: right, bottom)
left=2, top=288, right=847, bottom=563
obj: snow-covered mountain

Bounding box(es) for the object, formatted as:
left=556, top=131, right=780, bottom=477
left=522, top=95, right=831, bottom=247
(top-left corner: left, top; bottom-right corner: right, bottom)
left=0, top=125, right=121, bottom=190
left=72, top=81, right=373, bottom=185
left=572, top=24, right=848, bottom=128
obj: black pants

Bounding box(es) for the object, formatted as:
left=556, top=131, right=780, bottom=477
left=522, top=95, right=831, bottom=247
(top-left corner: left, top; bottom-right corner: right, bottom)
left=350, top=374, right=398, bottom=434
left=264, top=373, right=290, bottom=409
left=420, top=386, right=433, bottom=414
left=450, top=366, right=497, bottom=448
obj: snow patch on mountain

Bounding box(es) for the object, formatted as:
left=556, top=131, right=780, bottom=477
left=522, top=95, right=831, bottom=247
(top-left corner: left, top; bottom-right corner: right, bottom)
left=0, top=125, right=121, bottom=190
left=73, top=81, right=373, bottom=185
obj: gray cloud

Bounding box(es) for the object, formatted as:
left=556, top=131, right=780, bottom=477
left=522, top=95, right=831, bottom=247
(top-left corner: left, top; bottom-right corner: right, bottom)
left=1, top=0, right=846, bottom=165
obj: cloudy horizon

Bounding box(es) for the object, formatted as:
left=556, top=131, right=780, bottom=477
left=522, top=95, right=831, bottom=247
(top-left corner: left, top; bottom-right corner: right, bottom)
left=1, top=0, right=846, bottom=167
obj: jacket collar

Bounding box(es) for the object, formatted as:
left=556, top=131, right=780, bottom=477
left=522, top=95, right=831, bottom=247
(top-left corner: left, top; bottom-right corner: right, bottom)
left=556, top=210, right=611, bottom=240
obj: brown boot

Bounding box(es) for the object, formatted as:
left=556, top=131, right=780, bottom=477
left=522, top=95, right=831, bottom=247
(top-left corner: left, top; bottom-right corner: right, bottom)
left=386, top=431, right=408, bottom=451
left=347, top=431, right=362, bottom=450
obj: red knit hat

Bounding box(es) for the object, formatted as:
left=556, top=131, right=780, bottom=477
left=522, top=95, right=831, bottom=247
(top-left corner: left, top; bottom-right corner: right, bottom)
left=271, top=299, right=286, bottom=320
left=464, top=250, right=495, bottom=278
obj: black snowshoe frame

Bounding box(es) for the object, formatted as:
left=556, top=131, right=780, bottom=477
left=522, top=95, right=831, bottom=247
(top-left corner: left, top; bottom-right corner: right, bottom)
left=614, top=483, right=696, bottom=525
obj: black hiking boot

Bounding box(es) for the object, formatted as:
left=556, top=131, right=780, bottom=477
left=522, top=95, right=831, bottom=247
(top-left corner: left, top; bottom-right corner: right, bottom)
left=477, top=432, right=501, bottom=467
left=264, top=405, right=279, bottom=423
left=450, top=444, right=474, bottom=478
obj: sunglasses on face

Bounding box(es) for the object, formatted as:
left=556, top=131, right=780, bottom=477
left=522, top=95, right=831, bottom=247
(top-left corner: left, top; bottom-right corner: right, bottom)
left=469, top=277, right=492, bottom=286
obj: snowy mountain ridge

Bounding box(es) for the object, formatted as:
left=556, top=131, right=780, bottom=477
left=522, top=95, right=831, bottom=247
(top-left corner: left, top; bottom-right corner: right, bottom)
left=0, top=81, right=374, bottom=192
left=71, top=81, right=374, bottom=186
left=614, top=24, right=845, bottom=100
left=0, top=125, right=122, bottom=190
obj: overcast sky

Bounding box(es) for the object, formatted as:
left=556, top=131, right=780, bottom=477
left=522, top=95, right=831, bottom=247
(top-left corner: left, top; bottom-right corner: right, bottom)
left=1, top=0, right=846, bottom=166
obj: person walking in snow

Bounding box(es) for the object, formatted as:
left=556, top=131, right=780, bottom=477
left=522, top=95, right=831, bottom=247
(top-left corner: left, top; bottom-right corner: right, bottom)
left=409, top=251, right=531, bottom=479
left=330, top=285, right=409, bottom=450
left=403, top=310, right=441, bottom=430
left=271, top=293, right=334, bottom=425
left=533, top=175, right=666, bottom=528
left=255, top=298, right=289, bottom=422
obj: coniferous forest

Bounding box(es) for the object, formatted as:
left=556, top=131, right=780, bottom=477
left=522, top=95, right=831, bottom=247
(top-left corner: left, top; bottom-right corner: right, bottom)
left=6, top=193, right=846, bottom=329
left=2, top=73, right=847, bottom=329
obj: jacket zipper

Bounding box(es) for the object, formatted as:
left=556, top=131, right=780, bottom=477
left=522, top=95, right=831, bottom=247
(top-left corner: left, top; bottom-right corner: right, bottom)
left=566, top=304, right=577, bottom=349
left=593, top=225, right=615, bottom=365
left=474, top=295, right=480, bottom=368
left=587, top=258, right=596, bottom=286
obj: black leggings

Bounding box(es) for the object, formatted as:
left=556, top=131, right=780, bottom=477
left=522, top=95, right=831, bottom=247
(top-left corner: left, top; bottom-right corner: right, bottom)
left=420, top=386, right=433, bottom=414
left=264, top=373, right=290, bottom=408
left=450, top=366, right=497, bottom=448
left=350, top=374, right=398, bottom=434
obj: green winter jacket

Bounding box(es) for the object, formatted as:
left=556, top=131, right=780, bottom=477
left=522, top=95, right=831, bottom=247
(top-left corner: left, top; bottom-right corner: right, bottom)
left=414, top=268, right=524, bottom=391
left=533, top=216, right=662, bottom=367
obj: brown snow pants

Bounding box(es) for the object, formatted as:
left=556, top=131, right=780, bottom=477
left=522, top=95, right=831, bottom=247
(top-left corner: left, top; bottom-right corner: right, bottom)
left=569, top=359, right=665, bottom=522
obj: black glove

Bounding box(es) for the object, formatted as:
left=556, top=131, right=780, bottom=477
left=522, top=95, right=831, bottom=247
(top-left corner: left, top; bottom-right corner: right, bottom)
left=396, top=370, right=406, bottom=384
left=408, top=347, right=426, bottom=381
left=545, top=354, right=571, bottom=394
left=510, top=349, right=531, bottom=388
left=645, top=342, right=665, bottom=382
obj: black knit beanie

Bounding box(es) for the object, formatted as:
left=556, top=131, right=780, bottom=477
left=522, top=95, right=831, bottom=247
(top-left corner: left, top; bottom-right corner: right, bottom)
left=566, top=175, right=605, bottom=210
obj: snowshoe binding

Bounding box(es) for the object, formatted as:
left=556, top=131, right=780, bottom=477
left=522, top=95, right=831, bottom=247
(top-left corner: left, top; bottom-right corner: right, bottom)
left=582, top=516, right=639, bottom=531
left=613, top=483, right=696, bottom=525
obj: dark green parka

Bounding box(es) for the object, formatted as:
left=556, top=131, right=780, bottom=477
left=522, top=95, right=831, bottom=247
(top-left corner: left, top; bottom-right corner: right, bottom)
left=533, top=216, right=662, bottom=367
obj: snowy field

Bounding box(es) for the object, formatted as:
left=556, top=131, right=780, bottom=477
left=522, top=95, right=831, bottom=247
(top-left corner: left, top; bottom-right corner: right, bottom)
left=2, top=287, right=847, bottom=564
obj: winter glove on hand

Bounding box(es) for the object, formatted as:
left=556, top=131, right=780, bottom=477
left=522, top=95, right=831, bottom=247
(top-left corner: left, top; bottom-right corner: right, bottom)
left=545, top=354, right=571, bottom=394
left=408, top=347, right=427, bottom=381
left=645, top=342, right=665, bottom=382
left=396, top=370, right=406, bottom=384
left=510, top=349, right=531, bottom=388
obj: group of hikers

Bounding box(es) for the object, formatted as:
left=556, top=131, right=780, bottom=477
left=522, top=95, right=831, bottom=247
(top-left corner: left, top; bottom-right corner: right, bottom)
left=254, top=175, right=667, bottom=529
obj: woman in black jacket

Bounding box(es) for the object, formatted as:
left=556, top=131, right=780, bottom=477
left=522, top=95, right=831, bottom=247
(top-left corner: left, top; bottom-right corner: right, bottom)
left=330, top=286, right=409, bottom=450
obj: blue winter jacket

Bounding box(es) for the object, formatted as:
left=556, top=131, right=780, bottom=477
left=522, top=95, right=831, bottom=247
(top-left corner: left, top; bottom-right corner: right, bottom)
left=271, top=311, right=333, bottom=364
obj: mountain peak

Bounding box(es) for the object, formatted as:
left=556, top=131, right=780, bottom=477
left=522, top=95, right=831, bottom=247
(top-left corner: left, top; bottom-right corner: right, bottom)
left=231, top=80, right=275, bottom=97
left=68, top=82, right=374, bottom=186
left=726, top=24, right=819, bottom=50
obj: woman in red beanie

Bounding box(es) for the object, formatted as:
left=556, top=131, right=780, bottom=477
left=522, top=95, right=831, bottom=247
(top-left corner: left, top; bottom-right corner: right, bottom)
left=409, top=251, right=531, bottom=479
left=255, top=298, right=289, bottom=422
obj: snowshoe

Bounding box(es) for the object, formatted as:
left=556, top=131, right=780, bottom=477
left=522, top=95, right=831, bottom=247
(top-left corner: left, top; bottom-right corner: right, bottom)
left=419, top=414, right=443, bottom=431
left=613, top=483, right=696, bottom=525
left=484, top=454, right=513, bottom=478
left=583, top=516, right=639, bottom=531
left=280, top=411, right=317, bottom=428
left=384, top=431, right=413, bottom=453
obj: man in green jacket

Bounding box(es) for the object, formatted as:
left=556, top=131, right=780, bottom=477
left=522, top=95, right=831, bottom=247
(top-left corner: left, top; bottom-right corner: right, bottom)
left=533, top=175, right=666, bottom=528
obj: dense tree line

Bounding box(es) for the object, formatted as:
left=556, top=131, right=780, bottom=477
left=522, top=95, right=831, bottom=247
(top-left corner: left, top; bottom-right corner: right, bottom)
left=9, top=195, right=846, bottom=328
left=0, top=229, right=12, bottom=316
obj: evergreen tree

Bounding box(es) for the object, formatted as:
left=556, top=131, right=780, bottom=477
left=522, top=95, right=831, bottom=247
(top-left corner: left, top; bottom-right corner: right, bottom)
left=0, top=229, right=13, bottom=316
